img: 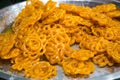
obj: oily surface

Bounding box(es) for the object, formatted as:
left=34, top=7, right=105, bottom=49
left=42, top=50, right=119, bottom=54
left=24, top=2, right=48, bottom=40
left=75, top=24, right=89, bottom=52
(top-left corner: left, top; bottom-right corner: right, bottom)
left=0, top=0, right=120, bottom=80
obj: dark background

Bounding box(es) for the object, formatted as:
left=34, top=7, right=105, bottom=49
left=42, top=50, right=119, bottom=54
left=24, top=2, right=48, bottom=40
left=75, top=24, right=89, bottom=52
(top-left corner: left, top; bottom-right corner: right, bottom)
left=0, top=0, right=120, bottom=80
left=0, top=0, right=25, bottom=9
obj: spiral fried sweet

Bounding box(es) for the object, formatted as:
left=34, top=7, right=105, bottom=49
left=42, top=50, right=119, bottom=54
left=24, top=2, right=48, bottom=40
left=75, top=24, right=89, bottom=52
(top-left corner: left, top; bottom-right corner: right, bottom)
left=93, top=53, right=114, bottom=67
left=62, top=59, right=95, bottom=77
left=24, top=61, right=57, bottom=80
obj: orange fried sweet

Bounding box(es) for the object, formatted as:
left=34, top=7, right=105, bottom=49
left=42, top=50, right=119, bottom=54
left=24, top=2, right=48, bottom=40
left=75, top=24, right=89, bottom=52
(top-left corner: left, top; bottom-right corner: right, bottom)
left=0, top=0, right=120, bottom=79
left=24, top=61, right=57, bottom=80
left=62, top=59, right=95, bottom=76
left=93, top=53, right=114, bottom=67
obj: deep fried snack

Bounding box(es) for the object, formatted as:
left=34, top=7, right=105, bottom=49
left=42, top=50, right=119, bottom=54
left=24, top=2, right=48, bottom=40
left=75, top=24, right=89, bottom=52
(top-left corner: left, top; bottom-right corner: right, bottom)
left=0, top=0, right=120, bottom=79
left=60, top=3, right=119, bottom=27
left=92, top=26, right=120, bottom=41
left=92, top=4, right=116, bottom=13
left=70, top=49, right=95, bottom=61
left=60, top=3, right=92, bottom=19
left=11, top=55, right=40, bottom=71
left=2, top=48, right=20, bottom=59
left=73, top=29, right=87, bottom=43
left=0, top=28, right=16, bottom=59
left=42, top=8, right=66, bottom=24
left=15, top=32, right=45, bottom=59
left=107, top=43, right=120, bottom=63
left=62, top=59, right=95, bottom=76
left=24, top=61, right=57, bottom=80
left=93, top=53, right=114, bottom=67
left=79, top=26, right=92, bottom=35
left=80, top=35, right=109, bottom=53
left=106, top=10, right=120, bottom=18
left=100, top=27, right=120, bottom=41
left=41, top=0, right=56, bottom=20
left=59, top=14, right=92, bottom=27
left=59, top=14, right=82, bottom=27
left=45, top=39, right=72, bottom=64
left=12, top=0, right=43, bottom=31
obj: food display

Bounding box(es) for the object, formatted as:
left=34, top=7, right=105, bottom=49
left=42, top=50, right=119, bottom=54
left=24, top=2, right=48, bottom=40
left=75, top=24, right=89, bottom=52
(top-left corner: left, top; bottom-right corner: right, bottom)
left=0, top=0, right=120, bottom=80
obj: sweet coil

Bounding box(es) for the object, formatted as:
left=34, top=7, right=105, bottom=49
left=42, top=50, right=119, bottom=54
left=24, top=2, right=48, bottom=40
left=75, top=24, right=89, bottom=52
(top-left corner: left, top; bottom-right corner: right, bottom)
left=0, top=0, right=120, bottom=80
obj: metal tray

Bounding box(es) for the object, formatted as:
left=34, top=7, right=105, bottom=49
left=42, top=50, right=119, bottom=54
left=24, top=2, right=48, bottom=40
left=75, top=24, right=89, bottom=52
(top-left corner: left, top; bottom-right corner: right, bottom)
left=0, top=0, right=120, bottom=80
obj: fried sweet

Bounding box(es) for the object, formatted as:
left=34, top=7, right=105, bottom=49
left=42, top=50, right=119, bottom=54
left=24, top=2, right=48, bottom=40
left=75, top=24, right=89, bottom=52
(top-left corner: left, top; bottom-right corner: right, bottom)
left=80, top=35, right=110, bottom=53
left=42, top=8, right=66, bottom=24
left=92, top=26, right=120, bottom=41
left=92, top=4, right=116, bottom=13
left=0, top=0, right=120, bottom=79
left=106, top=10, right=120, bottom=18
left=93, top=53, right=114, bottom=67
left=24, top=61, right=57, bottom=80
left=62, top=59, right=95, bottom=76
left=2, top=48, right=20, bottom=59
left=107, top=43, right=120, bottom=63
left=70, top=49, right=95, bottom=61
left=60, top=3, right=92, bottom=19
left=59, top=14, right=92, bottom=27
left=0, top=28, right=16, bottom=59
left=11, top=55, right=40, bottom=71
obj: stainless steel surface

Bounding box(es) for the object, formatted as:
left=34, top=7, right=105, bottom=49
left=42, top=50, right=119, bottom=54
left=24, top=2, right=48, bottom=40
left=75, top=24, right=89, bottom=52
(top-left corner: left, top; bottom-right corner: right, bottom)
left=0, top=0, right=120, bottom=80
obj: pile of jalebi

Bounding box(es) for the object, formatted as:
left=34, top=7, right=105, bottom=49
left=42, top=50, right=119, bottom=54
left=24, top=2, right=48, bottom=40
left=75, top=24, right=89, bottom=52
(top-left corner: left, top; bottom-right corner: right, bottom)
left=0, top=0, right=120, bottom=79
